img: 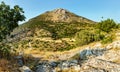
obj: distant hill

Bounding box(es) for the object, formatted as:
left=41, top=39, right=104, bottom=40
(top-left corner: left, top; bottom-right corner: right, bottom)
left=29, top=8, right=95, bottom=23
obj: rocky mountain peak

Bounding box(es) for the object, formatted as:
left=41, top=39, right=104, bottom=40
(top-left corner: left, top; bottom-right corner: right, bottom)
left=48, top=8, right=70, bottom=22
left=52, top=8, right=68, bottom=14
left=31, top=8, right=95, bottom=23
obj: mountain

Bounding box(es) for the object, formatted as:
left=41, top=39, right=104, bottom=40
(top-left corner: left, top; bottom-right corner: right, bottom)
left=29, top=8, right=95, bottom=23
left=8, top=8, right=97, bottom=52
left=10, top=8, right=96, bottom=38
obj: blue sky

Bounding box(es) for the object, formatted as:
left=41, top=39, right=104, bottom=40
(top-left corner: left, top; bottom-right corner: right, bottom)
left=0, top=0, right=120, bottom=23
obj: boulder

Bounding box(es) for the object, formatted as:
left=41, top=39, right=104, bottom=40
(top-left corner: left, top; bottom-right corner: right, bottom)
left=49, top=61, right=58, bottom=67
left=19, top=66, right=32, bottom=72
left=35, top=61, right=55, bottom=72
left=80, top=49, right=87, bottom=59
left=16, top=55, right=25, bottom=67
left=80, top=48, right=106, bottom=59
left=35, top=64, right=55, bottom=72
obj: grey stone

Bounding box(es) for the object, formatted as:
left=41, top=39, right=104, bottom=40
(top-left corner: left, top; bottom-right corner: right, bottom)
left=85, top=50, right=93, bottom=56
left=69, top=60, right=78, bottom=66
left=36, top=64, right=55, bottom=72
left=16, top=55, right=24, bottom=67
left=80, top=49, right=87, bottom=59
left=35, top=62, right=55, bottom=72
left=49, top=61, right=58, bottom=67
left=19, top=66, right=32, bottom=72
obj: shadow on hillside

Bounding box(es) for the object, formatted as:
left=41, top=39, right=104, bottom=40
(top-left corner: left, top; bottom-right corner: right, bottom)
left=0, top=54, right=41, bottom=72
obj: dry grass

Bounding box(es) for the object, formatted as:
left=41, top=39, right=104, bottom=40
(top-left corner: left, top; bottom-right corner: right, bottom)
left=55, top=67, right=80, bottom=72
left=0, top=58, right=18, bottom=72
left=0, top=59, right=9, bottom=72
left=112, top=58, right=120, bottom=64
left=21, top=41, right=102, bottom=61
left=17, top=32, right=120, bottom=61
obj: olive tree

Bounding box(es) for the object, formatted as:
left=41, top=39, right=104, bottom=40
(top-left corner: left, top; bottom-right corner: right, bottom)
left=0, top=2, right=25, bottom=41
left=0, top=2, right=25, bottom=58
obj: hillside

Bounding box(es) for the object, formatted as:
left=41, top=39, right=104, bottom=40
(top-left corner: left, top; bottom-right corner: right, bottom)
left=1, top=8, right=120, bottom=72
left=29, top=8, right=95, bottom=23
left=8, top=8, right=119, bottom=53
left=7, top=8, right=97, bottom=52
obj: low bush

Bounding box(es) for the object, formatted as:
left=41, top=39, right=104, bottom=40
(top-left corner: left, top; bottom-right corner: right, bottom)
left=101, top=35, right=114, bottom=44
left=75, top=30, right=104, bottom=46
left=96, top=19, right=117, bottom=33
left=0, top=43, right=11, bottom=58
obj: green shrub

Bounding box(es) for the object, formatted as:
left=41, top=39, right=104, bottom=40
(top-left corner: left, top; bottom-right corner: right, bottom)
left=97, top=19, right=117, bottom=33
left=75, top=30, right=94, bottom=46
left=101, top=35, right=114, bottom=44
left=75, top=30, right=104, bottom=46
left=0, top=43, right=11, bottom=58
left=54, top=23, right=79, bottom=38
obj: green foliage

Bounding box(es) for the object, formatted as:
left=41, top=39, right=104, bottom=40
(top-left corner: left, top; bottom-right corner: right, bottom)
left=36, top=40, right=75, bottom=52
left=97, top=19, right=117, bottom=33
left=0, top=43, right=11, bottom=58
left=118, top=24, right=120, bottom=28
left=16, top=39, right=75, bottom=52
left=56, top=40, right=75, bottom=51
left=0, top=1, right=25, bottom=41
left=53, top=23, right=80, bottom=39
left=51, top=22, right=95, bottom=39
left=0, top=2, right=25, bottom=58
left=75, top=30, right=104, bottom=46
left=15, top=19, right=96, bottom=40
left=101, top=35, right=114, bottom=44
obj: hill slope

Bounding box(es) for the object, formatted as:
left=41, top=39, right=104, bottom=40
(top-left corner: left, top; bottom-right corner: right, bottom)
left=30, top=8, right=95, bottom=23
left=10, top=8, right=96, bottom=40
left=8, top=8, right=97, bottom=52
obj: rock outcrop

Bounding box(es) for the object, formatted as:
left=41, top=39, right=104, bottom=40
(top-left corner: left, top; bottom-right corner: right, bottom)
left=34, top=44, right=120, bottom=72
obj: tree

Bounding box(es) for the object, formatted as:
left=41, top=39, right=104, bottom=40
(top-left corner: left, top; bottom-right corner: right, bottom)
left=0, top=2, right=25, bottom=41
left=75, top=30, right=95, bottom=46
left=75, top=30, right=104, bottom=46
left=0, top=2, right=25, bottom=58
left=97, top=19, right=117, bottom=33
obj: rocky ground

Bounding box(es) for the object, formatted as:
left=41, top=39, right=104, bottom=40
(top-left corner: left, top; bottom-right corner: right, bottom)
left=17, top=40, right=120, bottom=72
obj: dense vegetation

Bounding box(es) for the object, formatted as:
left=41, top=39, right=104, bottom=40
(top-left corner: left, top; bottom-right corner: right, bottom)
left=75, top=30, right=104, bottom=46
left=75, top=19, right=118, bottom=45
left=10, top=18, right=119, bottom=52
left=97, top=19, right=117, bottom=33
left=14, top=20, right=95, bottom=39
left=0, top=2, right=25, bottom=58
